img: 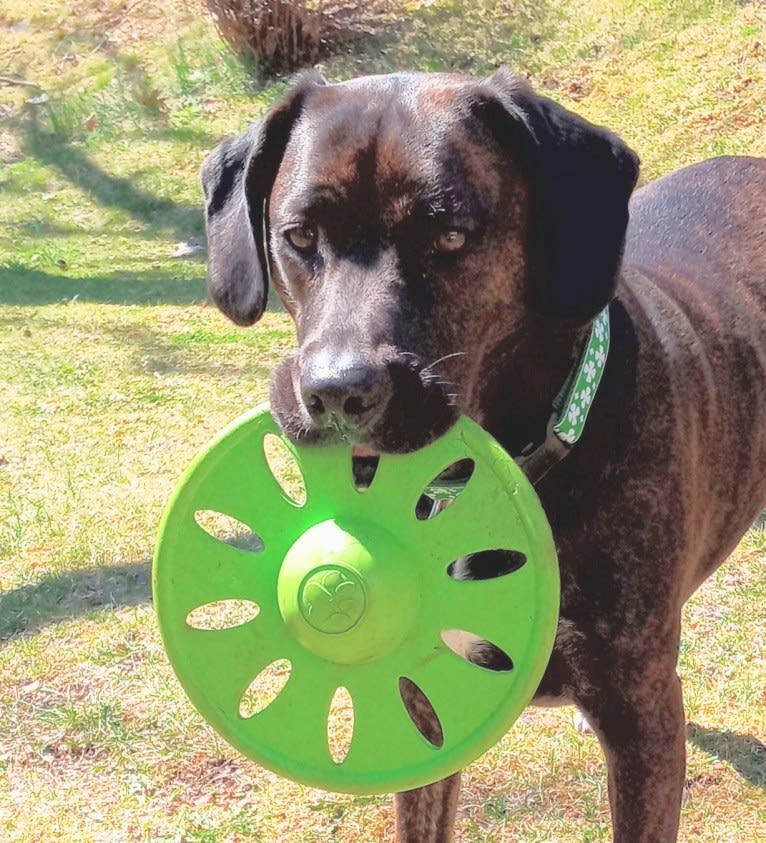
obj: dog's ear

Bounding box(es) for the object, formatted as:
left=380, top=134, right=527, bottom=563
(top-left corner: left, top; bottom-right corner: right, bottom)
left=201, top=74, right=325, bottom=325
left=481, top=68, right=640, bottom=319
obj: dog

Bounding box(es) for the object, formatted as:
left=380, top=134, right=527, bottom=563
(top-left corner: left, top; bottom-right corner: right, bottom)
left=200, top=69, right=766, bottom=842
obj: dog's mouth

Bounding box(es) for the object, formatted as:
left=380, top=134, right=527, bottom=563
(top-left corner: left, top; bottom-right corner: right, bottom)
left=269, top=352, right=460, bottom=456
left=351, top=450, right=380, bottom=491
left=351, top=445, right=379, bottom=458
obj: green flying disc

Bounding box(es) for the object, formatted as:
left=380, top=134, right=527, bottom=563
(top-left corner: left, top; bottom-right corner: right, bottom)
left=153, top=406, right=559, bottom=795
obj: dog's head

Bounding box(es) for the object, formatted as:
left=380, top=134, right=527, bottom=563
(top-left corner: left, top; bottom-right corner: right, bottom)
left=201, top=70, right=638, bottom=453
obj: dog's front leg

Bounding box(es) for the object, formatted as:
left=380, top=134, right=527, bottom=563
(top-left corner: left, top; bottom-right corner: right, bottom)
left=393, top=678, right=461, bottom=841
left=580, top=667, right=687, bottom=842
left=394, top=773, right=461, bottom=843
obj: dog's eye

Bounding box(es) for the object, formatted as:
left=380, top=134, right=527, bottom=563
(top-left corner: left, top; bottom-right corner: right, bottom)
left=285, top=226, right=317, bottom=252
left=435, top=229, right=466, bottom=253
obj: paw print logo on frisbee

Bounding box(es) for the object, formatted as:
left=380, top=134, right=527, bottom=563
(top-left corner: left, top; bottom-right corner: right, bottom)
left=153, top=406, right=559, bottom=795
left=299, top=567, right=366, bottom=634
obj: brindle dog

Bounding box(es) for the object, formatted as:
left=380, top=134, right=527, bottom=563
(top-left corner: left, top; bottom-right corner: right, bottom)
left=201, top=69, right=766, bottom=842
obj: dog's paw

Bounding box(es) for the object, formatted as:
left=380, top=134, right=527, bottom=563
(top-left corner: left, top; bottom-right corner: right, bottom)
left=573, top=709, right=596, bottom=735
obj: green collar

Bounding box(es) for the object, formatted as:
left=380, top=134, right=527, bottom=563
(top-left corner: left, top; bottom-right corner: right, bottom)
left=517, top=307, right=610, bottom=484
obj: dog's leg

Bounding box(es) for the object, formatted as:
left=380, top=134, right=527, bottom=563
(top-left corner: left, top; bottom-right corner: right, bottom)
left=394, top=678, right=461, bottom=842
left=394, top=774, right=461, bottom=843
left=578, top=667, right=686, bottom=842
left=573, top=708, right=595, bottom=734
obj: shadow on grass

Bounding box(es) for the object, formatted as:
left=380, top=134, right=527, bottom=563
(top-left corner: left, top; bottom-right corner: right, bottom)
left=687, top=722, right=766, bottom=790
left=0, top=263, right=207, bottom=307
left=332, top=0, right=558, bottom=78
left=114, top=327, right=283, bottom=380
left=0, top=561, right=151, bottom=641
left=18, top=126, right=203, bottom=240
left=2, top=117, right=293, bottom=309
left=0, top=264, right=290, bottom=313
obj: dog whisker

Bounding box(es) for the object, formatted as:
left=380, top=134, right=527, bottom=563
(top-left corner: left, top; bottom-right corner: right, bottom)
left=420, top=351, right=467, bottom=374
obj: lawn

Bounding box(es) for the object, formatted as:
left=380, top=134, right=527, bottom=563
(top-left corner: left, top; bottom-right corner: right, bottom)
left=1, top=0, right=765, bottom=840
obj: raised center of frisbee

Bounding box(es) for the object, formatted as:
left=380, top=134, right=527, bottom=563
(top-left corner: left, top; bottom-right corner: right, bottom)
left=298, top=565, right=367, bottom=633
left=278, top=519, right=417, bottom=664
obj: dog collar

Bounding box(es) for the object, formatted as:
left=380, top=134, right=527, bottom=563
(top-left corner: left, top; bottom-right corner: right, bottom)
left=516, top=307, right=610, bottom=484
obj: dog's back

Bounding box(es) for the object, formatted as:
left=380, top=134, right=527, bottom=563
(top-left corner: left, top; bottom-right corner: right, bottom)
left=626, top=156, right=766, bottom=302
left=621, top=156, right=766, bottom=592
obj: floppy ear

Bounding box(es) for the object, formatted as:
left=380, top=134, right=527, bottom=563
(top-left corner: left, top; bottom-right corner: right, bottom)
left=201, top=75, right=324, bottom=325
left=483, top=69, right=640, bottom=319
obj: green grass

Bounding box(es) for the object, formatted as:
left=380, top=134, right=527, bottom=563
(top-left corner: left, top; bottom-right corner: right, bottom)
left=1, top=0, right=765, bottom=840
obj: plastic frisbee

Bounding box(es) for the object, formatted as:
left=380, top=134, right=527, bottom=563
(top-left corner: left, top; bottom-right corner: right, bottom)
left=153, top=407, right=559, bottom=795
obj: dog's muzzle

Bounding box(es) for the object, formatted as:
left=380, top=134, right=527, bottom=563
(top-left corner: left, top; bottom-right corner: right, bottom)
left=300, top=353, right=392, bottom=436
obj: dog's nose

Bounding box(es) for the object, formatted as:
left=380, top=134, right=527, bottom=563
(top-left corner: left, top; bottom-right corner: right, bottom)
left=300, top=357, right=390, bottom=431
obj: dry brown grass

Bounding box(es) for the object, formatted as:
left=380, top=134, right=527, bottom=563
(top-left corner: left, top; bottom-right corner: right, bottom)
left=204, top=0, right=403, bottom=73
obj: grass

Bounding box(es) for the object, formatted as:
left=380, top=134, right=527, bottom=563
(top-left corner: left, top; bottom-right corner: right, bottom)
left=1, top=0, right=765, bottom=840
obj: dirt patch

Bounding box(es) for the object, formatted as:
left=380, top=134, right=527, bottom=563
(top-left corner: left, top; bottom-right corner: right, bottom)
left=56, top=0, right=202, bottom=49
left=157, top=752, right=261, bottom=808
left=0, top=128, right=23, bottom=163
